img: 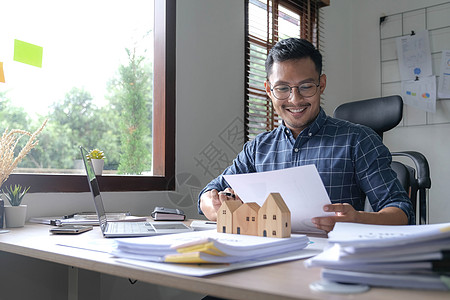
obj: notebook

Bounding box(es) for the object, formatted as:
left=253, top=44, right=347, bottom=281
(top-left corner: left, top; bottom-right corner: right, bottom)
left=79, top=146, right=192, bottom=238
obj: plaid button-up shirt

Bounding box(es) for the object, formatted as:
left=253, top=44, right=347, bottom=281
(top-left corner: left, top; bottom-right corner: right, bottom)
left=199, top=108, right=414, bottom=224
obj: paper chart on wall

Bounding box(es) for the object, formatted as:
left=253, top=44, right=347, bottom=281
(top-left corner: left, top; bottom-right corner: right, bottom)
left=438, top=50, right=450, bottom=99
left=396, top=30, right=433, bottom=81
left=401, top=76, right=436, bottom=113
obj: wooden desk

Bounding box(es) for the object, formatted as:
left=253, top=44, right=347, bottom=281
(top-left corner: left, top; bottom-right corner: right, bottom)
left=0, top=223, right=448, bottom=300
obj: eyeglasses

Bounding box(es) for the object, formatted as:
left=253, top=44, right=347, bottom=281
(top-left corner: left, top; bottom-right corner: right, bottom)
left=270, top=80, right=320, bottom=100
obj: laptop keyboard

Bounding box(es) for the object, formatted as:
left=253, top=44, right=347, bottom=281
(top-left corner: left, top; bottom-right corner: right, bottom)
left=107, top=222, right=156, bottom=233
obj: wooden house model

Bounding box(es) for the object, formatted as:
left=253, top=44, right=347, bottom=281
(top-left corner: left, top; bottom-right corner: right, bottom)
left=217, top=200, right=242, bottom=233
left=232, top=202, right=260, bottom=236
left=258, top=192, right=291, bottom=238
left=217, top=192, right=291, bottom=238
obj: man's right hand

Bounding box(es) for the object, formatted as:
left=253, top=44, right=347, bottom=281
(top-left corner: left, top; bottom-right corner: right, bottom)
left=200, top=188, right=241, bottom=221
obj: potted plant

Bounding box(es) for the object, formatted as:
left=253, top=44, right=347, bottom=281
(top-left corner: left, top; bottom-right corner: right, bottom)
left=87, top=148, right=106, bottom=176
left=0, top=120, right=47, bottom=229
left=3, top=184, right=30, bottom=228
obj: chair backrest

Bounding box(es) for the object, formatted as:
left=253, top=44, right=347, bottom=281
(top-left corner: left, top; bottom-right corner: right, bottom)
left=333, top=95, right=403, bottom=139
left=333, top=95, right=431, bottom=224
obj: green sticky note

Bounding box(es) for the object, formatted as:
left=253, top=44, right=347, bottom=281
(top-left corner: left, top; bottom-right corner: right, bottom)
left=13, top=39, right=43, bottom=68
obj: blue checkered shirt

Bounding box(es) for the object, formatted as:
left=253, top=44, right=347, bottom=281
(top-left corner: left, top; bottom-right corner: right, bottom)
left=198, top=108, right=415, bottom=224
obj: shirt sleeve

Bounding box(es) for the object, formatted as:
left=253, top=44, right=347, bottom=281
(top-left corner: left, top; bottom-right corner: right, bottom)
left=197, top=140, right=257, bottom=215
left=353, top=127, right=415, bottom=225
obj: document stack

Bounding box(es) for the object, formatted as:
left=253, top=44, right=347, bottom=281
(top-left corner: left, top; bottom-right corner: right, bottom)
left=305, top=222, right=450, bottom=291
left=112, top=230, right=309, bottom=264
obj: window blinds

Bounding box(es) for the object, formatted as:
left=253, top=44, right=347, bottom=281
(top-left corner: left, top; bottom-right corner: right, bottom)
left=245, top=0, right=326, bottom=141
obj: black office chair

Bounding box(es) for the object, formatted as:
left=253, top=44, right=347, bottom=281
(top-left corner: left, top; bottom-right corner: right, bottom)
left=333, top=95, right=431, bottom=224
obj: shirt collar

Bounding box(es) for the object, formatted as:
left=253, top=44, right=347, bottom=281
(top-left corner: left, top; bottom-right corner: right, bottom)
left=279, top=107, right=327, bottom=138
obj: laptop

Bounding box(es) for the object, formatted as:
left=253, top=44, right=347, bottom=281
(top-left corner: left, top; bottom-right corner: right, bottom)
left=79, top=146, right=193, bottom=238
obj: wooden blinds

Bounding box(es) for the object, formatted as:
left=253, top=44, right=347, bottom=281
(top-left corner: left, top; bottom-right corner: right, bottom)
left=245, top=0, right=326, bottom=141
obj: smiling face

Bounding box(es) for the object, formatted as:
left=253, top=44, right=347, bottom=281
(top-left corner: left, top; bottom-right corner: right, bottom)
left=265, top=58, right=326, bottom=138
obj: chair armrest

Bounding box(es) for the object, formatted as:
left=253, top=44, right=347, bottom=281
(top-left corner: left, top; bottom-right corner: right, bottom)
left=391, top=151, right=431, bottom=189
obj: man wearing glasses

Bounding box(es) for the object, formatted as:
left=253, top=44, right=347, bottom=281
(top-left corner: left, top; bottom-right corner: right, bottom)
left=198, top=38, right=414, bottom=232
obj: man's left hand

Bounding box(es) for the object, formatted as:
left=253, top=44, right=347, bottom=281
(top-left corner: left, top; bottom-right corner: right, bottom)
left=311, top=203, right=360, bottom=233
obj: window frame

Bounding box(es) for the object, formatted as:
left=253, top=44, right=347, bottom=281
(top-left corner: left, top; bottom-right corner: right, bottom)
left=6, top=0, right=176, bottom=193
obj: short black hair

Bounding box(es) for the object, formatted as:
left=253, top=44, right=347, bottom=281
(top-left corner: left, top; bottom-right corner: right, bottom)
left=265, top=38, right=322, bottom=79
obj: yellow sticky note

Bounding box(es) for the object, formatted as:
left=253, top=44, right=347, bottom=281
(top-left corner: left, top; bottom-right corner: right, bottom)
left=0, top=62, right=5, bottom=83
left=175, top=242, right=225, bottom=256
left=440, top=225, right=450, bottom=233
left=164, top=252, right=210, bottom=264
left=13, top=39, right=43, bottom=68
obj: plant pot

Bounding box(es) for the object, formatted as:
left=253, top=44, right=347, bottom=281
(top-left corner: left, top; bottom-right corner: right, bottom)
left=91, top=159, right=104, bottom=176
left=5, top=205, right=27, bottom=228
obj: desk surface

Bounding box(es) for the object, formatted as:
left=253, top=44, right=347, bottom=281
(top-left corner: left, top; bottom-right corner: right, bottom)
left=0, top=223, right=448, bottom=300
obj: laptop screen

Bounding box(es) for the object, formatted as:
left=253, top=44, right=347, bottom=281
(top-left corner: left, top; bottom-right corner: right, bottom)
left=80, top=146, right=108, bottom=231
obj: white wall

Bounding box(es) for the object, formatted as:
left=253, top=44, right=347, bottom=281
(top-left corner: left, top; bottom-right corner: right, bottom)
left=322, top=0, right=450, bottom=223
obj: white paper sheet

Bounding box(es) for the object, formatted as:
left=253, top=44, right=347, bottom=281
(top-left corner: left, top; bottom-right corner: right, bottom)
left=396, top=30, right=433, bottom=81
left=401, top=76, right=437, bottom=113
left=438, top=50, right=450, bottom=99
left=116, top=248, right=322, bottom=277
left=327, top=222, right=450, bottom=246
left=321, top=269, right=448, bottom=291
left=223, top=165, right=333, bottom=234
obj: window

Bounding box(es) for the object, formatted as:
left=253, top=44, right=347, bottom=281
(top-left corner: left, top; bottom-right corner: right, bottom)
left=246, top=217, right=250, bottom=221
left=252, top=216, right=255, bottom=221
left=273, top=215, right=277, bottom=220
left=2, top=0, right=176, bottom=192
left=272, top=230, right=277, bottom=236
left=245, top=0, right=328, bottom=140
left=263, top=214, right=267, bottom=219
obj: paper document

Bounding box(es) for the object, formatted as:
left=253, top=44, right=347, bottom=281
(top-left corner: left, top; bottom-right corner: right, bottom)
left=327, top=222, right=450, bottom=247
left=117, top=249, right=321, bottom=277
left=438, top=50, right=450, bottom=99
left=223, top=165, right=333, bottom=233
left=396, top=30, right=433, bottom=81
left=401, top=76, right=437, bottom=113
left=305, top=222, right=450, bottom=291
left=112, top=229, right=309, bottom=263
left=322, top=269, right=449, bottom=291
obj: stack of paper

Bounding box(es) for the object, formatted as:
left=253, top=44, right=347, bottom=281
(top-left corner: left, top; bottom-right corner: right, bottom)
left=112, top=230, right=309, bottom=264
left=305, top=222, right=450, bottom=290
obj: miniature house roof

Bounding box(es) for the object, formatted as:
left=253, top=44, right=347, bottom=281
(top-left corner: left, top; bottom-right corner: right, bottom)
left=262, top=192, right=290, bottom=213
left=220, top=200, right=242, bottom=213
left=240, top=202, right=260, bottom=213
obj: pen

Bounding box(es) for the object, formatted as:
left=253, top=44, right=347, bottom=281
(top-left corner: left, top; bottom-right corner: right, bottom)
left=218, top=191, right=236, bottom=199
